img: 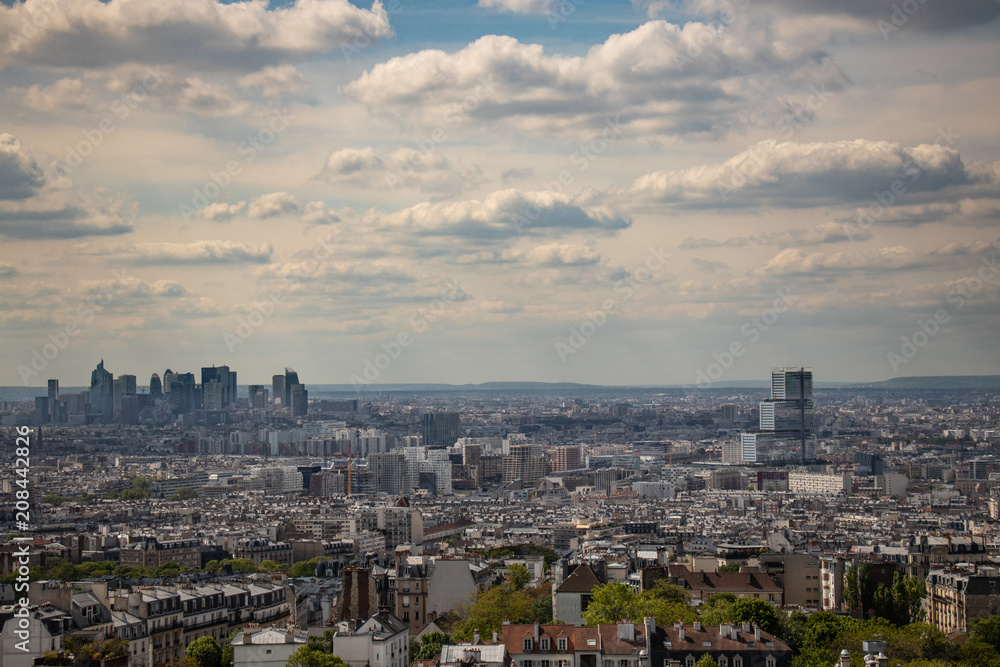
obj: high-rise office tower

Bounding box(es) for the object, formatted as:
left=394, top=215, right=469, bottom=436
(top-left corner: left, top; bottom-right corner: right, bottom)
left=249, top=385, right=268, bottom=409
left=742, top=367, right=815, bottom=464
left=203, top=380, right=224, bottom=411
left=90, top=360, right=114, bottom=421
left=164, top=370, right=196, bottom=413
left=272, top=374, right=286, bottom=406
left=552, top=445, right=583, bottom=472
left=503, top=444, right=547, bottom=485
left=201, top=365, right=236, bottom=407
left=47, top=379, right=59, bottom=423
left=290, top=384, right=308, bottom=417
left=149, top=373, right=162, bottom=398
left=421, top=412, right=459, bottom=448
left=284, top=368, right=299, bottom=406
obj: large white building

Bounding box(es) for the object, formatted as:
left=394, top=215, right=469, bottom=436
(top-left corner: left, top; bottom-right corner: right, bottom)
left=788, top=471, right=851, bottom=495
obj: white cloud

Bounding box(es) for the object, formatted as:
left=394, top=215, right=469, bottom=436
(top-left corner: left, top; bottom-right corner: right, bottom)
left=630, top=139, right=988, bottom=208
left=238, top=65, right=308, bottom=96
left=248, top=192, right=300, bottom=218
left=317, top=146, right=482, bottom=195
left=344, top=22, right=846, bottom=138
left=478, top=0, right=555, bottom=14
left=361, top=188, right=630, bottom=239
left=301, top=201, right=340, bottom=225
left=0, top=0, right=393, bottom=70
left=199, top=201, right=245, bottom=221
left=14, top=78, right=92, bottom=112
left=76, top=240, right=273, bottom=264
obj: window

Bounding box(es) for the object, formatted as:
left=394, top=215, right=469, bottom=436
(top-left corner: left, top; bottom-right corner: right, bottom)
left=542, top=661, right=550, bottom=667
left=769, top=594, right=775, bottom=602
left=557, top=638, right=567, bottom=652
left=524, top=661, right=534, bottom=667
left=733, top=658, right=742, bottom=667
left=620, top=660, right=630, bottom=667
left=685, top=658, right=695, bottom=667
left=524, top=639, right=534, bottom=653
left=718, top=658, right=727, bottom=667
left=541, top=639, right=550, bottom=651
left=766, top=658, right=775, bottom=667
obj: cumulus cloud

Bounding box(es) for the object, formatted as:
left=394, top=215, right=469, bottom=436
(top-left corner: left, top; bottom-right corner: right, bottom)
left=631, top=139, right=989, bottom=209
left=681, top=223, right=872, bottom=249
left=478, top=0, right=555, bottom=14
left=301, top=201, right=340, bottom=225
left=14, top=78, right=92, bottom=112
left=77, top=276, right=190, bottom=298
left=0, top=0, right=393, bottom=70
left=238, top=65, right=308, bottom=96
left=362, top=189, right=630, bottom=239
left=317, top=146, right=482, bottom=195
left=344, top=22, right=846, bottom=138
left=0, top=134, right=136, bottom=239
left=199, top=201, right=245, bottom=222
left=248, top=192, right=300, bottom=218
left=0, top=134, right=46, bottom=200
left=77, top=240, right=273, bottom=264
left=710, top=0, right=1000, bottom=31
left=754, top=246, right=928, bottom=277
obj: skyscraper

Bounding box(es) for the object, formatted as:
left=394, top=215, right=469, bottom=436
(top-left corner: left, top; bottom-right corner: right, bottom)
left=249, top=385, right=268, bottom=409
left=89, top=360, right=114, bottom=422
left=741, top=367, right=815, bottom=464
left=272, top=374, right=285, bottom=406
left=201, top=365, right=236, bottom=407
left=149, top=373, right=162, bottom=398
left=290, top=384, right=308, bottom=417
left=284, top=368, right=299, bottom=406
left=47, top=379, right=59, bottom=423
left=421, top=412, right=459, bottom=448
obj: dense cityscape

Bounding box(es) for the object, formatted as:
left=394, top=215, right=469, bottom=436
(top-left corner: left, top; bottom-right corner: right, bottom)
left=2, top=364, right=999, bottom=667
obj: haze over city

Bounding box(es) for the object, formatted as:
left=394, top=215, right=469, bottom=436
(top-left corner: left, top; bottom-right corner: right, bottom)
left=1, top=0, right=998, bottom=386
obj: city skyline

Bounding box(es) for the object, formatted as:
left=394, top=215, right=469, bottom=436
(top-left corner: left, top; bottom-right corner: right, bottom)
left=1, top=0, right=998, bottom=387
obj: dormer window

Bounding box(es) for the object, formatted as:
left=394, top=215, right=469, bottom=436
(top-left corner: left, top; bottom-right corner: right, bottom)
left=524, top=639, right=533, bottom=653
left=541, top=639, right=550, bottom=651
left=557, top=638, right=568, bottom=652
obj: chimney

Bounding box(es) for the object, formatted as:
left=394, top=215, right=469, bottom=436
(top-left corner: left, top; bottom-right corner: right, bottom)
left=742, top=622, right=751, bottom=633
left=245, top=631, right=253, bottom=645
left=474, top=630, right=480, bottom=644
left=678, top=627, right=685, bottom=642
left=877, top=653, right=888, bottom=667
left=286, top=629, right=295, bottom=643
left=754, top=626, right=761, bottom=642
left=618, top=621, right=635, bottom=642
left=493, top=631, right=499, bottom=643
left=840, top=649, right=851, bottom=667
left=534, top=623, right=539, bottom=642
left=693, top=621, right=702, bottom=632
left=644, top=617, right=656, bottom=646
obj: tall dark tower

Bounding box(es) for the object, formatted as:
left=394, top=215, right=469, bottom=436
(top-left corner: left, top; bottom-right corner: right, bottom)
left=149, top=373, right=162, bottom=398
left=284, top=368, right=299, bottom=406
left=272, top=374, right=285, bottom=406
left=90, top=360, right=113, bottom=421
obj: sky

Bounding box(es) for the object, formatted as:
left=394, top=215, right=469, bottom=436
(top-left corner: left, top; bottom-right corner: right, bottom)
left=1, top=0, right=999, bottom=388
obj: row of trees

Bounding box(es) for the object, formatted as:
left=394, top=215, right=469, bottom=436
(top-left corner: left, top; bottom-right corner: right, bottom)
left=843, top=564, right=924, bottom=625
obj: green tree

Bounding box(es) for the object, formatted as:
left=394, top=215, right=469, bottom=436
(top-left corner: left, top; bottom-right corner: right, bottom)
left=288, top=557, right=329, bottom=578
left=169, top=487, right=199, bottom=501
left=409, top=632, right=451, bottom=662
left=205, top=560, right=221, bottom=573
left=583, top=581, right=698, bottom=627
left=156, top=561, right=181, bottom=578
left=718, top=562, right=741, bottom=573
left=259, top=559, right=286, bottom=572
left=285, top=644, right=348, bottom=667
left=972, top=616, right=1000, bottom=652
left=220, top=630, right=238, bottom=667
left=224, top=558, right=259, bottom=573
left=507, top=564, right=531, bottom=591
left=844, top=562, right=874, bottom=619
left=531, top=591, right=553, bottom=624
left=693, top=656, right=717, bottom=667
left=730, top=598, right=781, bottom=636
left=186, top=636, right=222, bottom=667
left=699, top=593, right=737, bottom=625
left=42, top=494, right=66, bottom=506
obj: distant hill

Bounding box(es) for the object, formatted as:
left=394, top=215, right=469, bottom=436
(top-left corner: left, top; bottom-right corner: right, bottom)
left=848, top=375, right=1000, bottom=391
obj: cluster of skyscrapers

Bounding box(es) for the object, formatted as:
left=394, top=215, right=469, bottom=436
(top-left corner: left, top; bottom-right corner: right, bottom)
left=31, top=361, right=308, bottom=425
